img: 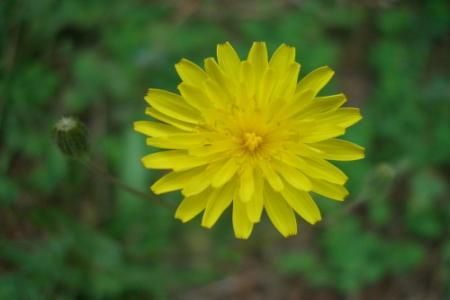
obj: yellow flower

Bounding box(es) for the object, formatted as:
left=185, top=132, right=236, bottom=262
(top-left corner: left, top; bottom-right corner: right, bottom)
left=134, top=42, right=364, bottom=239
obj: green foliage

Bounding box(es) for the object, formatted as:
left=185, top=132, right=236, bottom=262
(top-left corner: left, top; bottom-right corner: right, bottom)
left=277, top=219, right=425, bottom=293
left=1, top=0, right=449, bottom=298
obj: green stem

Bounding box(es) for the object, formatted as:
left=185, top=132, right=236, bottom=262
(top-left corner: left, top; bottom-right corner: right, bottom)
left=76, top=157, right=173, bottom=209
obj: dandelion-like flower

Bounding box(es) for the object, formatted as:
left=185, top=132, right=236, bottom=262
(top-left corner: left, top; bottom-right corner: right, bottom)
left=134, top=42, right=364, bottom=239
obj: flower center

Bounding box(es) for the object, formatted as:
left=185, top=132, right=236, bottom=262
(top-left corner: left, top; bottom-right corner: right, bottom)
left=243, top=132, right=263, bottom=152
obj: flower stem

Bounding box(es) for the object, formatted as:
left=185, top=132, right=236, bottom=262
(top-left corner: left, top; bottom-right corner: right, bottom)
left=75, top=157, right=174, bottom=209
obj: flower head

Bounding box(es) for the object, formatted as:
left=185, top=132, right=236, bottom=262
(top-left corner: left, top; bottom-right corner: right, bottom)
left=134, top=42, right=364, bottom=239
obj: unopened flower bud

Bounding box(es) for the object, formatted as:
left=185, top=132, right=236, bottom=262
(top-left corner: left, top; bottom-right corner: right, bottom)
left=375, top=163, right=396, bottom=179
left=54, top=117, right=88, bottom=157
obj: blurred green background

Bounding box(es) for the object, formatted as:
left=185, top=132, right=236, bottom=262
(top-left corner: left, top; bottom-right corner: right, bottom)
left=1, top=0, right=449, bottom=299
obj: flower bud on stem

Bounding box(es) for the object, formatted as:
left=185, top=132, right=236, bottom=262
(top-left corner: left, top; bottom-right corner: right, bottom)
left=54, top=116, right=172, bottom=209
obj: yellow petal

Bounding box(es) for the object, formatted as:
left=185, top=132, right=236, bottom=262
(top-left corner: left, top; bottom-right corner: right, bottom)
left=151, top=167, right=204, bottom=194
left=217, top=42, right=241, bottom=76
left=141, top=150, right=211, bottom=171
left=145, top=107, right=195, bottom=132
left=300, top=125, right=346, bottom=143
left=273, top=89, right=315, bottom=121
left=201, top=179, right=236, bottom=228
left=285, top=142, right=324, bottom=158
left=133, top=121, right=185, bottom=137
left=146, top=133, right=211, bottom=150
left=203, top=78, right=231, bottom=109
left=301, top=157, right=348, bottom=184
left=178, top=82, right=211, bottom=111
left=233, top=195, right=254, bottom=239
left=248, top=42, right=268, bottom=70
left=246, top=174, right=264, bottom=223
left=211, top=158, right=239, bottom=188
left=239, top=61, right=256, bottom=98
left=175, top=58, right=207, bottom=86
left=297, top=66, right=334, bottom=96
left=235, top=80, right=252, bottom=109
left=181, top=160, right=226, bottom=196
left=259, top=161, right=284, bottom=192
left=256, top=68, right=275, bottom=108
left=204, top=57, right=235, bottom=96
left=310, top=139, right=365, bottom=161
left=273, top=160, right=312, bottom=191
left=239, top=166, right=254, bottom=202
left=247, top=42, right=268, bottom=84
left=269, top=43, right=296, bottom=72
left=299, top=93, right=347, bottom=117
left=188, top=139, right=234, bottom=157
left=311, top=178, right=349, bottom=201
left=264, top=185, right=298, bottom=237
left=277, top=153, right=347, bottom=185
left=292, top=88, right=315, bottom=109
left=145, top=89, right=200, bottom=124
left=270, top=63, right=300, bottom=102
left=321, top=107, right=362, bottom=128
left=175, top=190, right=209, bottom=223
left=281, top=183, right=321, bottom=224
